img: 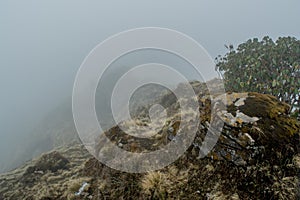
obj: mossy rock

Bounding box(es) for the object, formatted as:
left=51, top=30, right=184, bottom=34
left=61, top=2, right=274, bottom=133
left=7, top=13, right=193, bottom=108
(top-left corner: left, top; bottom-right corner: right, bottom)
left=239, top=92, right=299, bottom=147
left=26, top=151, right=69, bottom=174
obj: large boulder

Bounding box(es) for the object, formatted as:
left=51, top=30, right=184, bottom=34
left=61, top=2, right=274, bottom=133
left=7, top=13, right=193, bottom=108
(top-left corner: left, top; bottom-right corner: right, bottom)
left=198, top=92, right=299, bottom=167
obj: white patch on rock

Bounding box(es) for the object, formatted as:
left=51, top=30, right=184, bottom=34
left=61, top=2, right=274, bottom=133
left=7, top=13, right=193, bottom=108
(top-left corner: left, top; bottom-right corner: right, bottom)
left=234, top=97, right=246, bottom=106
left=236, top=111, right=259, bottom=123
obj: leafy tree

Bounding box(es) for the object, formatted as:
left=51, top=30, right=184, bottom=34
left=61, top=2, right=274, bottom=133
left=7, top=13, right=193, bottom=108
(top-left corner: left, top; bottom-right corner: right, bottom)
left=215, top=36, right=300, bottom=114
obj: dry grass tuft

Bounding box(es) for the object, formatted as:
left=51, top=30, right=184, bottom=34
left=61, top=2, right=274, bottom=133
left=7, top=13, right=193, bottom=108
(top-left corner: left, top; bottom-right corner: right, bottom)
left=141, top=171, right=169, bottom=199
left=141, top=166, right=189, bottom=199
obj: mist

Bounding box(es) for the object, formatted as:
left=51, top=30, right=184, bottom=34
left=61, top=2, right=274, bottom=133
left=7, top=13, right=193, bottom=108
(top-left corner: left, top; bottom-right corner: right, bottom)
left=1, top=0, right=300, bottom=172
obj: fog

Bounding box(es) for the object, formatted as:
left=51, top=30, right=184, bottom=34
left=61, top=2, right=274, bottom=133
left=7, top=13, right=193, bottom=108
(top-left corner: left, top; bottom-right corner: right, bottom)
left=1, top=0, right=300, bottom=172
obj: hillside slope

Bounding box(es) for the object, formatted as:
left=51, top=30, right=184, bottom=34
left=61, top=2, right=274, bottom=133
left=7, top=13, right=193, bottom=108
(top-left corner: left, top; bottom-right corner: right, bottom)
left=0, top=82, right=299, bottom=199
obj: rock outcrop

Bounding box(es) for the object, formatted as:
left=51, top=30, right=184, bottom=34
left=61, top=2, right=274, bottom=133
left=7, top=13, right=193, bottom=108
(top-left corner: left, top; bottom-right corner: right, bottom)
left=0, top=81, right=299, bottom=199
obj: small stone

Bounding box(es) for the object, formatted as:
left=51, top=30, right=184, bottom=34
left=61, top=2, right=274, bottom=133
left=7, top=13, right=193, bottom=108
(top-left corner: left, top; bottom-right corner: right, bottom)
left=34, top=170, right=44, bottom=175
left=168, top=126, right=174, bottom=133
left=118, top=143, right=123, bottom=147
left=233, top=158, right=246, bottom=166
left=168, top=134, right=175, bottom=141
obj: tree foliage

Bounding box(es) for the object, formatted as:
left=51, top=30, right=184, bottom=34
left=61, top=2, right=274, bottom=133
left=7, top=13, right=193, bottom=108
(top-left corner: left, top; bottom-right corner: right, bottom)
left=216, top=36, right=300, bottom=113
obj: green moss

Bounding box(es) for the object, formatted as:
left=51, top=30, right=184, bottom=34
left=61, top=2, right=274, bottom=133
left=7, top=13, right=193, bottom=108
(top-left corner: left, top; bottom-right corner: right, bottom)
left=239, top=92, right=290, bottom=119
left=239, top=92, right=299, bottom=139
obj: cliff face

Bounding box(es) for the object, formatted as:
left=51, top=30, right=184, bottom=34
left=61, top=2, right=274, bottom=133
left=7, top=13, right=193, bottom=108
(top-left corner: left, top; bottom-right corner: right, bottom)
left=0, top=84, right=299, bottom=199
